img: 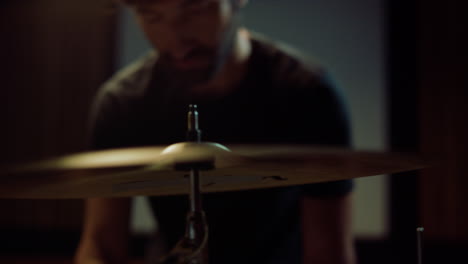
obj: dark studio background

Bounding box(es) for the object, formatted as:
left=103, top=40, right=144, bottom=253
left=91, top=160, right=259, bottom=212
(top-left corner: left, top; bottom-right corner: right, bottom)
left=0, top=0, right=467, bottom=263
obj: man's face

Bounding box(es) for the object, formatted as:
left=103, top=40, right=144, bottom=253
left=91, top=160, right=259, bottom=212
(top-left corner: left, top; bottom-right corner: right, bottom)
left=132, top=0, right=239, bottom=84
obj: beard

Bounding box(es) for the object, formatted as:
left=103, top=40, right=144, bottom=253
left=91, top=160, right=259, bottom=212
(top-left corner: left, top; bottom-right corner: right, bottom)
left=156, top=11, right=242, bottom=90
left=158, top=47, right=218, bottom=87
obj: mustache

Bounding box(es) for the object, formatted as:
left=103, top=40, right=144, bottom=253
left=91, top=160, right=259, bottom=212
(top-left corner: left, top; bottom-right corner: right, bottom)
left=162, top=46, right=215, bottom=63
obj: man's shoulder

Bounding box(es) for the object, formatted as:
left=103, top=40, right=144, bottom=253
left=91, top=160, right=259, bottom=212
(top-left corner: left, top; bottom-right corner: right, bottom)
left=99, top=51, right=157, bottom=98
left=251, top=33, right=327, bottom=88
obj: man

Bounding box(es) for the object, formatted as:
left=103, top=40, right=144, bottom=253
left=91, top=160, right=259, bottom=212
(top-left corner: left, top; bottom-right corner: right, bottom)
left=75, top=0, right=355, bottom=263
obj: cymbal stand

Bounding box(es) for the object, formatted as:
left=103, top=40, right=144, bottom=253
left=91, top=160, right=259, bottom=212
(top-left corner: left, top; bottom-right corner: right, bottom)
left=158, top=105, right=209, bottom=264
left=417, top=227, right=424, bottom=264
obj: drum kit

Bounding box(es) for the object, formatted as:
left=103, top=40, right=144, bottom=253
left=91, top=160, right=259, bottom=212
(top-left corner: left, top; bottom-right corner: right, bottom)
left=0, top=105, right=427, bottom=264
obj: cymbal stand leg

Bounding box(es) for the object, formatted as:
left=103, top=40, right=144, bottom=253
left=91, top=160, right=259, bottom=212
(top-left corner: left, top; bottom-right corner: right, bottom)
left=187, top=168, right=209, bottom=263
left=157, top=105, right=208, bottom=264
left=156, top=168, right=208, bottom=264
left=186, top=104, right=208, bottom=262
left=189, top=169, right=202, bottom=214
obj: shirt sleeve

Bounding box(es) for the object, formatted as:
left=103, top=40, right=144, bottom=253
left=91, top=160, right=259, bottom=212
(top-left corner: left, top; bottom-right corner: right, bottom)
left=87, top=87, right=126, bottom=151
left=283, top=70, right=354, bottom=197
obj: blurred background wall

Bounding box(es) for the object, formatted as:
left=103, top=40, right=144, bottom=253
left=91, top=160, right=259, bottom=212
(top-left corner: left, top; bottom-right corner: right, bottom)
left=0, top=0, right=466, bottom=263
left=0, top=0, right=116, bottom=258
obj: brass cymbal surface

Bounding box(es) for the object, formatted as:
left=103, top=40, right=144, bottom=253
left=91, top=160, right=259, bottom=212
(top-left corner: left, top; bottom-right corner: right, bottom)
left=0, top=142, right=426, bottom=199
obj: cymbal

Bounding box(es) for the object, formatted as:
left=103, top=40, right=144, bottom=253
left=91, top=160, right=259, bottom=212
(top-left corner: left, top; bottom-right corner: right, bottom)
left=0, top=142, right=426, bottom=199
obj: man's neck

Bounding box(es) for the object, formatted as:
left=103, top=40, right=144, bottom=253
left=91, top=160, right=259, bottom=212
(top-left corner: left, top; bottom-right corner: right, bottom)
left=189, top=28, right=252, bottom=98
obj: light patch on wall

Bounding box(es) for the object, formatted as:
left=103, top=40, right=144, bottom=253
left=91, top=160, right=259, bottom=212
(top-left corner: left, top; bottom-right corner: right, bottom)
left=131, top=196, right=157, bottom=234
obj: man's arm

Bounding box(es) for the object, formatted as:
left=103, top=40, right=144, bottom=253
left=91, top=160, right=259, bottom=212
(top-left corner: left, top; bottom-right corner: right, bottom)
left=74, top=198, right=132, bottom=264
left=301, top=194, right=356, bottom=264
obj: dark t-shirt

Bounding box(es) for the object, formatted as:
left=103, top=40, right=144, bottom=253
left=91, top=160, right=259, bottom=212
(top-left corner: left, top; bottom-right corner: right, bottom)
left=90, top=36, right=353, bottom=264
